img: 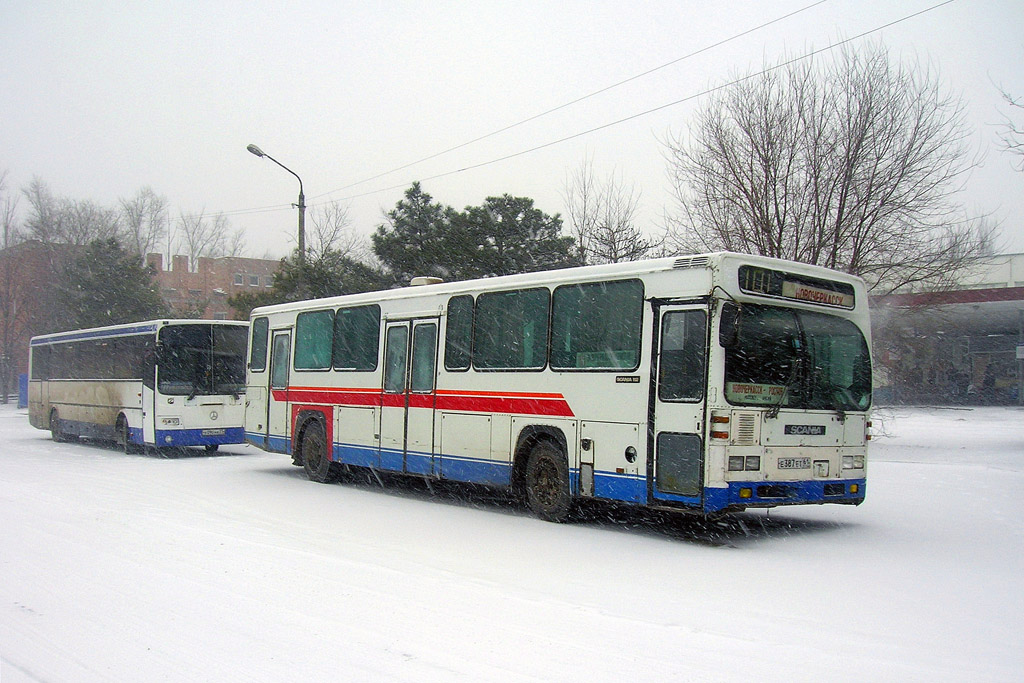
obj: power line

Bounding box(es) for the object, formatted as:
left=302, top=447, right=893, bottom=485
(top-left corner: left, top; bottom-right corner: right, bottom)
left=222, top=0, right=956, bottom=220
left=327, top=0, right=958, bottom=204
left=311, top=0, right=833, bottom=202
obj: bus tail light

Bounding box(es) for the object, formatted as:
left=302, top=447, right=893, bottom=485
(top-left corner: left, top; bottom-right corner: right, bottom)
left=711, top=412, right=730, bottom=440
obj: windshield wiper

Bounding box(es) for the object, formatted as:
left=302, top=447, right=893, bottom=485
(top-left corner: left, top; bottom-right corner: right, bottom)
left=766, top=358, right=802, bottom=420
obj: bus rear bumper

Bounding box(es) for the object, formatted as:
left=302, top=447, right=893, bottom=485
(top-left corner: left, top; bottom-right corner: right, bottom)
left=703, top=479, right=866, bottom=513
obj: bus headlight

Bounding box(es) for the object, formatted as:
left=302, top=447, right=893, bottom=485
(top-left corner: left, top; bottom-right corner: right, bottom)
left=842, top=455, right=865, bottom=470
left=728, top=456, right=745, bottom=471
left=744, top=456, right=760, bottom=471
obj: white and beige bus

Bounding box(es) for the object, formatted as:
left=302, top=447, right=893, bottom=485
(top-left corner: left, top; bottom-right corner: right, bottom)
left=29, top=320, right=248, bottom=452
left=244, top=253, right=871, bottom=520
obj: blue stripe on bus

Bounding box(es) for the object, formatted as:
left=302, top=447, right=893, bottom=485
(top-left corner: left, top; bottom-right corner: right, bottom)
left=262, top=431, right=864, bottom=512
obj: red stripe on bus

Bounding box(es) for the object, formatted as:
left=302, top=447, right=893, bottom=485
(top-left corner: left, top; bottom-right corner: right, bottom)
left=271, top=387, right=574, bottom=417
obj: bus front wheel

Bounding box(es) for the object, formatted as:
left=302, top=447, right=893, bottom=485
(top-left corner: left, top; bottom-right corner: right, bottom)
left=117, top=415, right=139, bottom=454
left=301, top=420, right=339, bottom=484
left=524, top=440, right=573, bottom=522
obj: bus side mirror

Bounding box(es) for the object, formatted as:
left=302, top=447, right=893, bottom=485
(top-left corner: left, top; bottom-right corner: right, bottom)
left=719, top=303, right=742, bottom=348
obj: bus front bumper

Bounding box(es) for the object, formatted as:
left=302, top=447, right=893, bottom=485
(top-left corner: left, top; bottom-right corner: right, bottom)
left=703, top=478, right=866, bottom=513
left=153, top=427, right=245, bottom=447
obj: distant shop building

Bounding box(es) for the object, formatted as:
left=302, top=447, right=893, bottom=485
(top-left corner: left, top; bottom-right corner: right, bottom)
left=872, top=253, right=1024, bottom=406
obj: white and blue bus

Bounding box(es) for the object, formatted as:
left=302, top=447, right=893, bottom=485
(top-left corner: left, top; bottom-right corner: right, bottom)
left=29, top=320, right=249, bottom=452
left=244, top=253, right=871, bottom=520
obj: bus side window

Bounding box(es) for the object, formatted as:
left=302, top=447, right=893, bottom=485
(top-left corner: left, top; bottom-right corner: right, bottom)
left=249, top=317, right=269, bottom=371
left=444, top=295, right=473, bottom=371
left=659, top=310, right=707, bottom=402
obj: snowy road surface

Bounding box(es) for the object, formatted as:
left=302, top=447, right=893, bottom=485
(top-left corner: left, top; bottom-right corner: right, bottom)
left=2, top=405, right=1023, bottom=682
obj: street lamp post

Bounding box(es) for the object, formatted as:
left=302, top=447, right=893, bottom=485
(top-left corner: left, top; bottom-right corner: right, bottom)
left=246, top=144, right=306, bottom=266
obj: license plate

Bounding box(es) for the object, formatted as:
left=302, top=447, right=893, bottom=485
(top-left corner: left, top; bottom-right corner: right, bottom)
left=202, top=428, right=225, bottom=436
left=778, top=457, right=811, bottom=469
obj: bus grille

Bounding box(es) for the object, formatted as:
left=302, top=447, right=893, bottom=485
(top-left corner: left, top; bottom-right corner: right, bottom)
left=734, top=412, right=757, bottom=445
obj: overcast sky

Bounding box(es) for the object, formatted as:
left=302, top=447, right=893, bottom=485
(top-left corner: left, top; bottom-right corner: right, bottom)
left=2, top=0, right=1022, bottom=260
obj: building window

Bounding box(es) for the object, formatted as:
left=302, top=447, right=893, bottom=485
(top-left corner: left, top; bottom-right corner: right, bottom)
left=213, top=312, right=227, bottom=320
left=249, top=275, right=260, bottom=287
left=234, top=273, right=244, bottom=286
left=188, top=289, right=202, bottom=298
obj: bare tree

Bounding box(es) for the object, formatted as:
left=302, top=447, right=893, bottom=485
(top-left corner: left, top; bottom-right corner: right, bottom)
left=119, top=187, right=168, bottom=262
left=563, top=157, right=655, bottom=264
left=175, top=210, right=244, bottom=270
left=306, top=200, right=368, bottom=262
left=664, top=42, right=991, bottom=293
left=996, top=87, right=1024, bottom=171
left=23, top=178, right=121, bottom=248
left=0, top=171, right=26, bottom=402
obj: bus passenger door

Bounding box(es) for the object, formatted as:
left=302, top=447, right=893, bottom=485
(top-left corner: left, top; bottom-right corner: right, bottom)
left=380, top=319, right=439, bottom=475
left=267, top=330, right=292, bottom=454
left=651, top=305, right=708, bottom=504
left=142, top=348, right=157, bottom=445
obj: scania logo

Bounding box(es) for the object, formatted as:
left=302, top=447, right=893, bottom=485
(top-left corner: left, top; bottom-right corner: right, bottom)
left=784, top=424, right=825, bottom=436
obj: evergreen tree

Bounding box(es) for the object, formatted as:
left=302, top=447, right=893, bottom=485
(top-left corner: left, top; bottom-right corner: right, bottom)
left=228, top=250, right=391, bottom=319
left=373, top=184, right=580, bottom=283
left=53, top=238, right=166, bottom=331
left=458, top=195, right=579, bottom=277
left=371, top=182, right=456, bottom=283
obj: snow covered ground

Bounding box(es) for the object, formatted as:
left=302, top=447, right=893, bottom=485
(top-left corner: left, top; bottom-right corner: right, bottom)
left=2, top=404, right=1022, bottom=682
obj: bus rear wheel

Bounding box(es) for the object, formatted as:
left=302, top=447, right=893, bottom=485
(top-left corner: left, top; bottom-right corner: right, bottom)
left=117, top=415, right=140, bottom=454
left=50, top=409, right=69, bottom=443
left=524, top=440, right=573, bottom=522
left=301, top=420, right=339, bottom=483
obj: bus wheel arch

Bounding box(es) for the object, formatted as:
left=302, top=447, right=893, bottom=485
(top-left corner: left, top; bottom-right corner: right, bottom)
left=116, top=413, right=139, bottom=454
left=49, top=408, right=68, bottom=443
left=514, top=428, right=573, bottom=522
left=298, top=413, right=338, bottom=483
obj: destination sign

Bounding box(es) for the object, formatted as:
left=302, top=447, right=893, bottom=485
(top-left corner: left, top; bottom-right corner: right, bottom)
left=738, top=265, right=856, bottom=309
left=725, top=382, right=786, bottom=405
left=781, top=282, right=854, bottom=308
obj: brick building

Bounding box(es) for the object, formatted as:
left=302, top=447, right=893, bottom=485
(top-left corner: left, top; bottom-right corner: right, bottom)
left=0, top=244, right=282, bottom=391
left=147, top=253, right=281, bottom=320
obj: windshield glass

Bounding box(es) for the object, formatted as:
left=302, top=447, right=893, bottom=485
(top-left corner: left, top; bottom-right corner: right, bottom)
left=158, top=324, right=248, bottom=396
left=722, top=303, right=871, bottom=411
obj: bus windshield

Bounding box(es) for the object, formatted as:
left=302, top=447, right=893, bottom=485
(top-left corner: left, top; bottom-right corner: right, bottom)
left=158, top=324, right=248, bottom=397
left=722, top=303, right=871, bottom=412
